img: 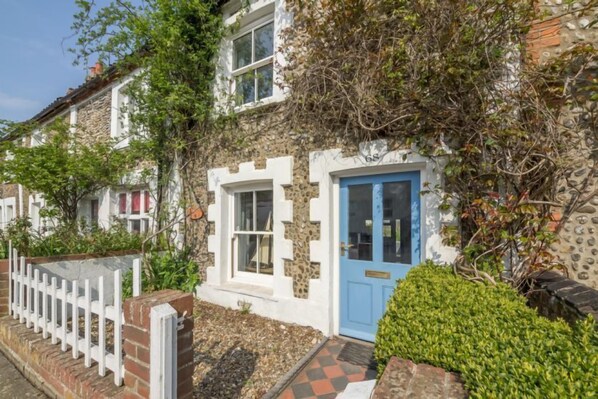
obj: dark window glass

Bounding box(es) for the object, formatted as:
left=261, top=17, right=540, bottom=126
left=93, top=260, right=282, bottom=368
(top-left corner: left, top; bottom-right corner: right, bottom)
left=382, top=181, right=412, bottom=264
left=254, top=22, right=274, bottom=61
left=233, top=32, right=252, bottom=69
left=256, top=190, right=273, bottom=231
left=257, top=64, right=273, bottom=100
left=347, top=184, right=373, bottom=261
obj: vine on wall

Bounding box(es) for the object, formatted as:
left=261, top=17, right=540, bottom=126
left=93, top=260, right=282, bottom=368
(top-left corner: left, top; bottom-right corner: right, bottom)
left=281, top=0, right=598, bottom=285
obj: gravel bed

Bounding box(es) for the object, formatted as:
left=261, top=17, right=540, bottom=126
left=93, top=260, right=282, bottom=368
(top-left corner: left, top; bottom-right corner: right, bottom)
left=192, top=299, right=323, bottom=399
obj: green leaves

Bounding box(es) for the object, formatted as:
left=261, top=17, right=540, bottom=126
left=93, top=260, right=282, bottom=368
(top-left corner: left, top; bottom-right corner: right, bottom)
left=1, top=119, right=134, bottom=223
left=375, top=264, right=598, bottom=398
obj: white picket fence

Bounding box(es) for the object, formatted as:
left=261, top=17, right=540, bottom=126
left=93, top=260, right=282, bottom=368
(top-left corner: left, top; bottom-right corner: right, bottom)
left=7, top=241, right=141, bottom=386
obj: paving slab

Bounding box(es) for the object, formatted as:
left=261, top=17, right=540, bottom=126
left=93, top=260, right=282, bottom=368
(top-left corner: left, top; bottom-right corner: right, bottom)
left=0, top=350, right=47, bottom=398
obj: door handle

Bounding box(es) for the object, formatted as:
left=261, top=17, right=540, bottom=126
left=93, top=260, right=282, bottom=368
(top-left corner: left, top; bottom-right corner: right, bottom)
left=340, top=241, right=354, bottom=256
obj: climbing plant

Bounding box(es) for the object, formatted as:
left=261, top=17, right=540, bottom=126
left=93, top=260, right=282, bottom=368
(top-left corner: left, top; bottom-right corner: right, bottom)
left=281, top=0, right=598, bottom=285
left=70, top=0, right=226, bottom=237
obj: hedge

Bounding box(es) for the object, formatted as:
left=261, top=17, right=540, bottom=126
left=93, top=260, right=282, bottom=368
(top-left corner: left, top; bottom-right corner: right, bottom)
left=374, top=263, right=598, bottom=398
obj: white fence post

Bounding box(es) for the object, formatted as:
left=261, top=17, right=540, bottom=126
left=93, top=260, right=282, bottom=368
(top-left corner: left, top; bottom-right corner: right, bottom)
left=33, top=269, right=40, bottom=333
left=26, top=264, right=32, bottom=328
left=150, top=303, right=178, bottom=399
left=61, top=279, right=68, bottom=352
left=8, top=241, right=12, bottom=317
left=98, top=276, right=106, bottom=377
left=133, top=258, right=141, bottom=297
left=113, top=269, right=123, bottom=386
left=42, top=273, right=48, bottom=339
left=18, top=257, right=24, bottom=323
left=72, top=279, right=79, bottom=359
left=50, top=277, right=57, bottom=344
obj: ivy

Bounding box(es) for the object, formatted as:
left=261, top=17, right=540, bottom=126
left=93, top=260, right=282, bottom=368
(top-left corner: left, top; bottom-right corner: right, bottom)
left=282, top=0, right=598, bottom=285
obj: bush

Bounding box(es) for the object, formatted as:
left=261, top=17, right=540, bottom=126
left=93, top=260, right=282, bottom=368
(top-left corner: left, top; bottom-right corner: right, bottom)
left=0, top=218, right=143, bottom=258
left=123, top=248, right=200, bottom=298
left=375, top=263, right=598, bottom=398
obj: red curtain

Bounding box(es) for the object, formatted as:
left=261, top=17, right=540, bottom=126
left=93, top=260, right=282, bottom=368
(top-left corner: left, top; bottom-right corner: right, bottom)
left=119, top=193, right=127, bottom=214
left=132, top=191, right=141, bottom=214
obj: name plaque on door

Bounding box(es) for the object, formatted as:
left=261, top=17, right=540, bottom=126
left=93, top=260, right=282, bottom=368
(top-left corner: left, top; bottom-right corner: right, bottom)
left=365, top=270, right=391, bottom=279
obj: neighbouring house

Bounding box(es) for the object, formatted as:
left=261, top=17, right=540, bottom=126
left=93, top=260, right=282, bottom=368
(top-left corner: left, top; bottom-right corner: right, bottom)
left=0, top=63, right=167, bottom=236
left=0, top=0, right=596, bottom=345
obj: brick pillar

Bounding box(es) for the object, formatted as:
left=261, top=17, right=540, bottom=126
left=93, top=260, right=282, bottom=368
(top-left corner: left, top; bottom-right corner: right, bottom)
left=123, top=290, right=194, bottom=399
left=0, top=259, right=9, bottom=316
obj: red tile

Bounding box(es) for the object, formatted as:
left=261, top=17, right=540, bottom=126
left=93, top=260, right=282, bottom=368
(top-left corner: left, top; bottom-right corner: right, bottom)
left=311, top=379, right=336, bottom=396
left=347, top=373, right=366, bottom=382
left=279, top=389, right=295, bottom=399
left=317, top=348, right=330, bottom=357
left=307, top=358, right=320, bottom=369
left=293, top=372, right=309, bottom=384
left=322, top=365, right=345, bottom=379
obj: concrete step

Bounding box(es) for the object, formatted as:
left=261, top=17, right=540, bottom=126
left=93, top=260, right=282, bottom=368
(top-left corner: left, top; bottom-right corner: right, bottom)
left=336, top=379, right=377, bottom=399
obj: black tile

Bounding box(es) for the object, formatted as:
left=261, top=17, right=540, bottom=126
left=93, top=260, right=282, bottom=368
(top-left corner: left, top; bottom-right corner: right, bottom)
left=365, top=368, right=378, bottom=380
left=292, top=382, right=315, bottom=398
left=306, top=367, right=327, bottom=381
left=317, top=355, right=336, bottom=367
left=339, top=362, right=363, bottom=375
left=330, top=376, right=350, bottom=391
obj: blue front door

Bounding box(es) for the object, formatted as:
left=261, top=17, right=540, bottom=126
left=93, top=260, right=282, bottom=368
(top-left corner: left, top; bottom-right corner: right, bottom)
left=339, top=172, right=421, bottom=342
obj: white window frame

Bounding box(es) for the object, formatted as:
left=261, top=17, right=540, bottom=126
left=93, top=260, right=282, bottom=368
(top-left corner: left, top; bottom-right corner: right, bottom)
left=230, top=15, right=275, bottom=107
left=216, top=0, right=291, bottom=113
left=111, top=79, right=134, bottom=149
left=231, top=183, right=274, bottom=285
left=116, top=189, right=152, bottom=234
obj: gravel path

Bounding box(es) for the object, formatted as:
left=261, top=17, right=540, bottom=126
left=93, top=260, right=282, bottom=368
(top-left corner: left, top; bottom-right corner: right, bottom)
left=192, top=299, right=323, bottom=399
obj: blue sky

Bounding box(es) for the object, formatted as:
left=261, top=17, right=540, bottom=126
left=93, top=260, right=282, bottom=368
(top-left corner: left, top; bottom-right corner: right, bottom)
left=0, top=1, right=88, bottom=122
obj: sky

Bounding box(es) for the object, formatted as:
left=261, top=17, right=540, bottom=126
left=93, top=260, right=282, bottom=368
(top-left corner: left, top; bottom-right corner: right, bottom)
left=0, top=1, right=88, bottom=122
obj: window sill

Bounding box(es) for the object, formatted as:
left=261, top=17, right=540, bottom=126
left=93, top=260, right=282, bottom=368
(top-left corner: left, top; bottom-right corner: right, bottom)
left=213, top=281, right=276, bottom=301
left=233, top=93, right=286, bottom=114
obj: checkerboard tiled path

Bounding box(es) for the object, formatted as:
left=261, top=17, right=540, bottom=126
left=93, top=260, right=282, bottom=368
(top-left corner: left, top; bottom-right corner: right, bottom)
left=279, top=338, right=377, bottom=399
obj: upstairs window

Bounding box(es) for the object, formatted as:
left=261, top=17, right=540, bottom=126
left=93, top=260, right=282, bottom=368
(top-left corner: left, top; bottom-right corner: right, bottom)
left=232, top=18, right=274, bottom=106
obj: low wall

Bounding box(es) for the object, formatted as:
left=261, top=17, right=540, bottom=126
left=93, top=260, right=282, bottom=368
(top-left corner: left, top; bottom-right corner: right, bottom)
left=33, top=253, right=139, bottom=303
left=0, top=250, right=139, bottom=305
left=527, top=270, right=598, bottom=326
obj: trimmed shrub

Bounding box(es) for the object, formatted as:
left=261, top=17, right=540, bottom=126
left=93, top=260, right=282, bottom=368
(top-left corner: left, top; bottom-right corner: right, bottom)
left=375, top=263, right=598, bottom=398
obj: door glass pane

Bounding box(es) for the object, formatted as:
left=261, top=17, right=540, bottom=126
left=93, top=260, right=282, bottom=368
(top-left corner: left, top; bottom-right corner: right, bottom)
left=233, top=32, right=252, bottom=69
left=256, top=190, right=273, bottom=231
left=235, top=192, right=254, bottom=231
left=254, top=22, right=274, bottom=61
left=348, top=184, right=373, bottom=261
left=382, top=181, right=411, bottom=264
left=237, top=234, right=258, bottom=273
left=257, top=63, right=273, bottom=100
left=257, top=234, right=274, bottom=275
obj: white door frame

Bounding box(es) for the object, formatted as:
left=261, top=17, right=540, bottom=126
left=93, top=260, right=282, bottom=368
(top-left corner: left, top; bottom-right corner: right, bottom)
left=308, top=140, right=458, bottom=337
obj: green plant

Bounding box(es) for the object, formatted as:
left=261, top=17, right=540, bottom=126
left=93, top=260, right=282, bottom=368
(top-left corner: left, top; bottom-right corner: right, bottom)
left=375, top=262, right=598, bottom=398
left=123, top=248, right=200, bottom=297
left=0, top=219, right=143, bottom=259
left=238, top=300, right=252, bottom=315
left=0, top=119, right=134, bottom=224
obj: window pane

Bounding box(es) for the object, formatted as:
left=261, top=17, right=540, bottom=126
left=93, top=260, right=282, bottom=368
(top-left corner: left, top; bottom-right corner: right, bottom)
left=257, top=234, right=273, bottom=275
left=236, top=72, right=255, bottom=105
left=257, top=63, right=273, bottom=101
left=131, top=191, right=141, bottom=214
left=130, top=220, right=141, bottom=234
left=382, top=181, right=412, bottom=264
left=254, top=22, right=274, bottom=62
left=119, top=193, right=127, bottom=214
left=237, top=234, right=257, bottom=273
left=256, top=190, right=273, bottom=231
left=144, top=191, right=151, bottom=213
left=90, top=199, right=99, bottom=225
left=233, top=32, right=252, bottom=70
left=235, top=192, right=254, bottom=231
left=348, top=184, right=373, bottom=261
